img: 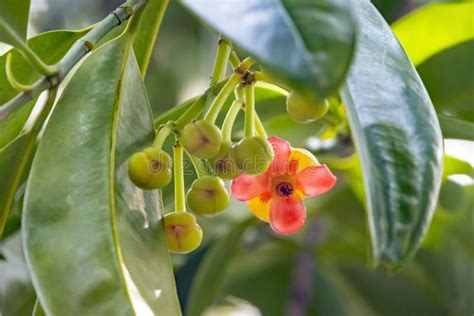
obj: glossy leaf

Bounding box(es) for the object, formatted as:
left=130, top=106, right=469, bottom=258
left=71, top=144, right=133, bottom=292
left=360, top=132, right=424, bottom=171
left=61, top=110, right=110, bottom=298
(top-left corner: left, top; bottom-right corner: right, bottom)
left=131, top=0, right=168, bottom=76
left=186, top=219, right=252, bottom=316
left=340, top=0, right=443, bottom=268
left=0, top=0, right=30, bottom=46
left=417, top=40, right=474, bottom=123
left=392, top=2, right=474, bottom=65
left=179, top=0, right=357, bottom=99
left=23, top=35, right=180, bottom=315
left=0, top=30, right=89, bottom=148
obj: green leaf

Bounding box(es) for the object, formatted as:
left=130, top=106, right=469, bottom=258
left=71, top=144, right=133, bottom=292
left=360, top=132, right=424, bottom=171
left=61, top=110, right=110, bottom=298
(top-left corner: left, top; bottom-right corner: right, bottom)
left=0, top=89, right=56, bottom=239
left=0, top=101, right=35, bottom=149
left=32, top=301, right=46, bottom=316
left=0, top=232, right=36, bottom=316
left=442, top=155, right=472, bottom=180
left=438, top=114, right=474, bottom=141
left=0, top=134, right=33, bottom=237
left=186, top=219, right=252, bottom=316
left=23, top=35, right=180, bottom=315
left=392, top=2, right=474, bottom=65
left=417, top=41, right=474, bottom=123
left=340, top=0, right=443, bottom=268
left=179, top=0, right=357, bottom=99
left=0, top=0, right=31, bottom=46
left=0, top=30, right=89, bottom=148
left=132, top=0, right=168, bottom=76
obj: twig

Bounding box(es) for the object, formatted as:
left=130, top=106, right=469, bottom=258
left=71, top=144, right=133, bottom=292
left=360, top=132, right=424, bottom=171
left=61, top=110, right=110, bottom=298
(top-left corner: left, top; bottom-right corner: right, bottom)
left=0, top=1, right=147, bottom=121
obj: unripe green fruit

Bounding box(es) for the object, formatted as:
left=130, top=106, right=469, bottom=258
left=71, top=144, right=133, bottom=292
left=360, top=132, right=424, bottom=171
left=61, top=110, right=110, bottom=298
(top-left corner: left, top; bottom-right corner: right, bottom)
left=128, top=147, right=172, bottom=190
left=231, top=136, right=274, bottom=175
left=286, top=92, right=329, bottom=123
left=186, top=176, right=230, bottom=217
left=179, top=120, right=223, bottom=159
left=208, top=141, right=242, bottom=179
left=164, top=212, right=202, bottom=254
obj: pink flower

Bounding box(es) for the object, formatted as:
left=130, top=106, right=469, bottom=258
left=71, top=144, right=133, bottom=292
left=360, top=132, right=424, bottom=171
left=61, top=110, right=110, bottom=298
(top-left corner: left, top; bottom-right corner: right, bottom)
left=231, top=136, right=337, bottom=234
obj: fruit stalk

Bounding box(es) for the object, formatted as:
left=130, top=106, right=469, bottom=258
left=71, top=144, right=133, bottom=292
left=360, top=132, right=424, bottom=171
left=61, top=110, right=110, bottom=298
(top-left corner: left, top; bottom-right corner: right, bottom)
left=204, top=57, right=254, bottom=124
left=222, top=99, right=242, bottom=141
left=173, top=142, right=186, bottom=212
left=210, top=38, right=232, bottom=86
left=244, top=83, right=255, bottom=138
left=153, top=124, right=173, bottom=149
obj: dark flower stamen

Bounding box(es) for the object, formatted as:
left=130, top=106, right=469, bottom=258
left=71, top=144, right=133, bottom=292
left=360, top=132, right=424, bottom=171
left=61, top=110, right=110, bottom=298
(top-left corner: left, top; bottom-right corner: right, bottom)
left=276, top=182, right=294, bottom=197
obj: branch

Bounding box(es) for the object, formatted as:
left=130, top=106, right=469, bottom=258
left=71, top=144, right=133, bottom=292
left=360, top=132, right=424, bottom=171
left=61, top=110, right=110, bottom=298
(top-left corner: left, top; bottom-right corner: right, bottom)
left=0, top=1, right=147, bottom=121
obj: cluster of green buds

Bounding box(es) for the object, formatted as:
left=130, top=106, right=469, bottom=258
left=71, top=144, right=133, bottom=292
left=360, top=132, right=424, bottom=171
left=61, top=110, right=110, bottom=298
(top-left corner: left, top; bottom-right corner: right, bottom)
left=126, top=38, right=332, bottom=254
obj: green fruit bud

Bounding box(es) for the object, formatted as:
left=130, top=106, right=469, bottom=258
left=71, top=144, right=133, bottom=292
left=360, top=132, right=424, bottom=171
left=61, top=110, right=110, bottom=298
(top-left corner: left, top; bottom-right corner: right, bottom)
left=179, top=120, right=223, bottom=159
left=286, top=92, right=329, bottom=123
left=186, top=176, right=230, bottom=217
left=164, top=212, right=203, bottom=254
left=128, top=147, right=172, bottom=189
left=231, top=136, right=274, bottom=175
left=208, top=141, right=242, bottom=179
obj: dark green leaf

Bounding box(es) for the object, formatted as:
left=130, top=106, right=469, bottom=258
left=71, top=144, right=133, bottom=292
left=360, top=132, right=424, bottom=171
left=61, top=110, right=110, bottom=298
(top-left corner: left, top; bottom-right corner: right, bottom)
left=179, top=0, right=357, bottom=98
left=417, top=41, right=474, bottom=123
left=340, top=0, right=443, bottom=268
left=132, top=0, right=168, bottom=76
left=23, top=34, right=180, bottom=315
left=186, top=219, right=253, bottom=316
left=0, top=0, right=31, bottom=46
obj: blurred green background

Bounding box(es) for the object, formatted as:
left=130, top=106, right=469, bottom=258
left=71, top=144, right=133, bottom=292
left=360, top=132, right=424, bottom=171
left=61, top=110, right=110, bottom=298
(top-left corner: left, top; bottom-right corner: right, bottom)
left=1, top=1, right=472, bottom=315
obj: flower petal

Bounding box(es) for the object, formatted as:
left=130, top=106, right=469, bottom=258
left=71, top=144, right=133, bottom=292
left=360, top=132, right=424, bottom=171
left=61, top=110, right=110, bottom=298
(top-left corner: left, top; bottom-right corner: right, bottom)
left=289, top=148, right=319, bottom=174
left=247, top=194, right=271, bottom=222
left=267, top=136, right=291, bottom=175
left=231, top=173, right=270, bottom=201
left=295, top=165, right=337, bottom=197
left=269, top=196, right=306, bottom=234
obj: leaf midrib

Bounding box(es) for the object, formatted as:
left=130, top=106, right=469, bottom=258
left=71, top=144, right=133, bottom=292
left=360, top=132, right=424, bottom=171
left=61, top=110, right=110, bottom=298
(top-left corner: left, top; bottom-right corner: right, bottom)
left=107, top=34, right=136, bottom=310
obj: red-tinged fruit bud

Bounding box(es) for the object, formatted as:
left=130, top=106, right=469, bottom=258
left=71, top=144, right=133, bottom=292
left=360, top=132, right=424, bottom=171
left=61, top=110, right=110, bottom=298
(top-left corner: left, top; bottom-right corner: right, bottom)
left=179, top=120, right=223, bottom=159
left=186, top=176, right=230, bottom=217
left=128, top=147, right=172, bottom=189
left=208, top=141, right=242, bottom=179
left=164, top=212, right=202, bottom=254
